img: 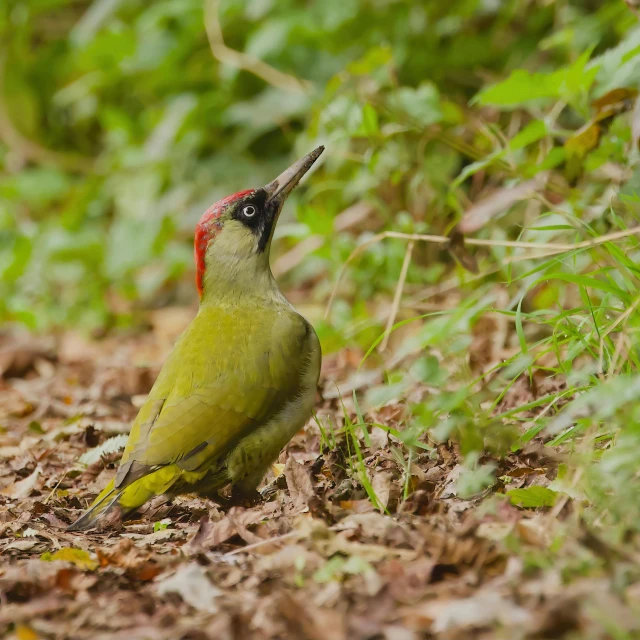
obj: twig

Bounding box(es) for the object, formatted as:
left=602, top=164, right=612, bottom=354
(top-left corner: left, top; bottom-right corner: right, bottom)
left=325, top=225, right=640, bottom=317
left=204, top=0, right=312, bottom=94
left=471, top=227, right=640, bottom=251
left=379, top=240, right=414, bottom=352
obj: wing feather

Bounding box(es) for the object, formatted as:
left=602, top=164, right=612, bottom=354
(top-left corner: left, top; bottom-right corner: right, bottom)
left=114, top=304, right=311, bottom=489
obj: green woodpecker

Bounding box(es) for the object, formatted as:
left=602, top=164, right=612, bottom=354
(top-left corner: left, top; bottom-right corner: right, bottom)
left=69, top=147, right=324, bottom=531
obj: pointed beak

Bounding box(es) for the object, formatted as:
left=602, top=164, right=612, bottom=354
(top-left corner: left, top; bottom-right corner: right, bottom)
left=264, top=146, right=324, bottom=206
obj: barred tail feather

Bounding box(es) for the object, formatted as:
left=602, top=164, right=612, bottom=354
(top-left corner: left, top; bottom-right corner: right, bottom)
left=68, top=465, right=184, bottom=532
left=67, top=480, right=126, bottom=531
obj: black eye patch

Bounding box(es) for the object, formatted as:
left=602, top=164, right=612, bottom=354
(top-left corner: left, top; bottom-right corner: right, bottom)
left=232, top=190, right=268, bottom=230
left=232, top=189, right=278, bottom=253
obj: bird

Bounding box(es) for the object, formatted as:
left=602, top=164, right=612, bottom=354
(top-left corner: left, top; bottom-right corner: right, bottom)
left=68, top=146, right=324, bottom=531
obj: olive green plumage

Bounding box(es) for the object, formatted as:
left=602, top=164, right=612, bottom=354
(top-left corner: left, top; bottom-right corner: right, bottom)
left=69, top=147, right=324, bottom=531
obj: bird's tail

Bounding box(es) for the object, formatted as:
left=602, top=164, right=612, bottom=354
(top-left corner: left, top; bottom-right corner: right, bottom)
left=67, top=479, right=125, bottom=531
left=67, top=464, right=185, bottom=531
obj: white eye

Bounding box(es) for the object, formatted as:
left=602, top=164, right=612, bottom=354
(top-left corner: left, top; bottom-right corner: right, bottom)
left=242, top=205, right=256, bottom=218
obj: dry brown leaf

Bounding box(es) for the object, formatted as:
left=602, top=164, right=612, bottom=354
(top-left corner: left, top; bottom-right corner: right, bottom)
left=369, top=426, right=389, bottom=451
left=1, top=465, right=41, bottom=499
left=404, top=590, right=532, bottom=632
left=96, top=538, right=163, bottom=580
left=371, top=471, right=393, bottom=512
left=156, top=563, right=221, bottom=613
left=283, top=457, right=315, bottom=509
left=0, top=335, right=55, bottom=379
left=184, top=514, right=214, bottom=553
left=204, top=503, right=279, bottom=548
left=0, top=596, right=68, bottom=626
left=278, top=590, right=347, bottom=640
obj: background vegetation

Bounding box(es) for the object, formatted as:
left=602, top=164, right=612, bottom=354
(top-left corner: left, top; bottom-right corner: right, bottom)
left=4, top=0, right=640, bottom=636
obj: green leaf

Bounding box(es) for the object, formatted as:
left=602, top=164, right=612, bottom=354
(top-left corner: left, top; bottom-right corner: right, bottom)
left=506, top=486, right=559, bottom=508
left=360, top=103, right=379, bottom=136
left=390, top=82, right=441, bottom=126
left=509, top=119, right=548, bottom=150
left=540, top=273, right=630, bottom=302
left=28, top=421, right=44, bottom=435
left=313, top=554, right=373, bottom=583
left=475, top=69, right=564, bottom=106
left=1, top=235, right=32, bottom=282
left=475, top=51, right=597, bottom=108
left=154, top=518, right=171, bottom=532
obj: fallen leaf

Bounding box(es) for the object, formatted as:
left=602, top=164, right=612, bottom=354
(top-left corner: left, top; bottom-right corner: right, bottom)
left=0, top=335, right=55, bottom=378
left=227, top=509, right=266, bottom=545
left=278, top=589, right=347, bottom=640
left=405, top=590, right=532, bottom=632
left=41, top=548, right=98, bottom=571
left=4, top=539, right=39, bottom=552
left=96, top=538, right=162, bottom=580
left=369, top=426, right=389, bottom=451
left=15, top=625, right=39, bottom=640
left=0, top=596, right=67, bottom=626
left=1, top=465, right=42, bottom=499
left=204, top=503, right=279, bottom=548
left=476, top=521, right=514, bottom=541
left=284, top=457, right=315, bottom=509
left=371, top=471, right=392, bottom=512
left=507, top=486, right=558, bottom=508
left=335, top=512, right=399, bottom=540
left=506, top=466, right=544, bottom=478
left=517, top=517, right=551, bottom=547
left=156, top=563, right=221, bottom=613
left=184, top=515, right=214, bottom=553
left=382, top=625, right=418, bottom=640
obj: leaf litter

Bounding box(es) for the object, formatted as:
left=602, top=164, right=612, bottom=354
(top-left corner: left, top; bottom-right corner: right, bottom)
left=0, top=326, right=637, bottom=639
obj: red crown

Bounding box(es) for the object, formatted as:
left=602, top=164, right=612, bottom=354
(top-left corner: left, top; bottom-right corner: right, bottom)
left=194, top=190, right=253, bottom=297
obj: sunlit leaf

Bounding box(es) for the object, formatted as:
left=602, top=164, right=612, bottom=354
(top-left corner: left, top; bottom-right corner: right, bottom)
left=41, top=548, right=99, bottom=571
left=506, top=486, right=559, bottom=508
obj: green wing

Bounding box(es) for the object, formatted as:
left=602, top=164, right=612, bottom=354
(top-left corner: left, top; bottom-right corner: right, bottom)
left=114, top=303, right=313, bottom=489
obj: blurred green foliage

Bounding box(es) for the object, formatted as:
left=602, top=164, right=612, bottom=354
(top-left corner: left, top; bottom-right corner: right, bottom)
left=0, top=0, right=634, bottom=333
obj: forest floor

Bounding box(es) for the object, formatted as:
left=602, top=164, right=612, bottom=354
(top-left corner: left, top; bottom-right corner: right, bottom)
left=1, top=310, right=639, bottom=640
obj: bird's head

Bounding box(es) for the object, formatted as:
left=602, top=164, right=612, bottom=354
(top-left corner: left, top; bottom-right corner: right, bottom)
left=194, top=146, right=324, bottom=299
